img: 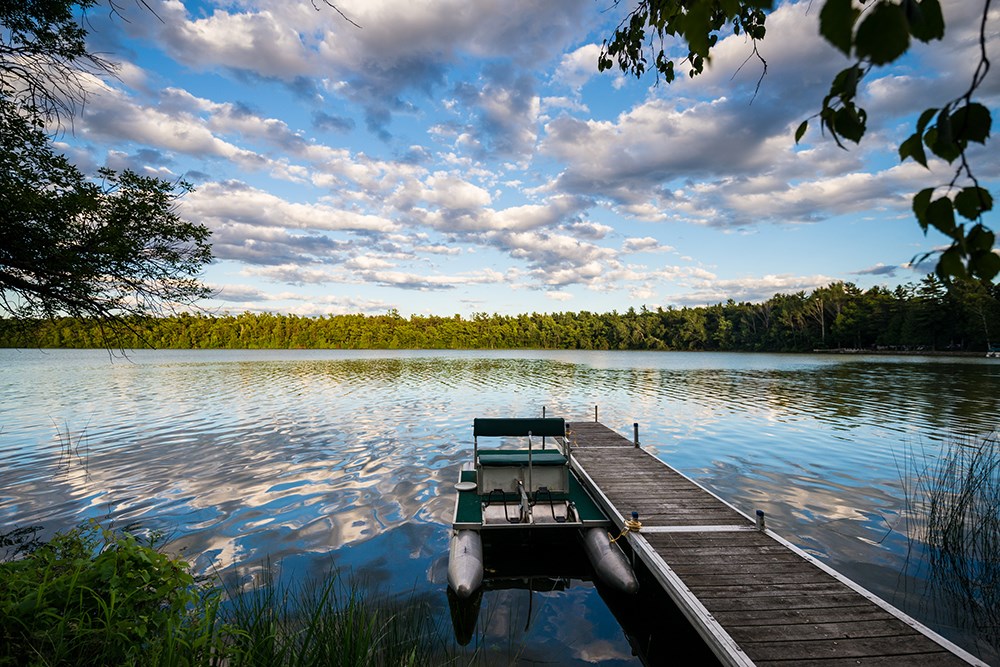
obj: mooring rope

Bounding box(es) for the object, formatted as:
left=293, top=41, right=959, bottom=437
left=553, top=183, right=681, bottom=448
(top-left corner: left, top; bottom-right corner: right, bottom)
left=609, top=511, right=641, bottom=544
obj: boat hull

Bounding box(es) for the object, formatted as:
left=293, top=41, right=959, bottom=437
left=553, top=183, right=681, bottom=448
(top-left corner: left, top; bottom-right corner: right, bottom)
left=582, top=527, right=639, bottom=594
left=447, top=529, right=484, bottom=598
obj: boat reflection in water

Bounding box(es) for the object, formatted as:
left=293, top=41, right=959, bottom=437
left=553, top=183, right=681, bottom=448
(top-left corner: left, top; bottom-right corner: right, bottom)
left=446, top=531, right=721, bottom=666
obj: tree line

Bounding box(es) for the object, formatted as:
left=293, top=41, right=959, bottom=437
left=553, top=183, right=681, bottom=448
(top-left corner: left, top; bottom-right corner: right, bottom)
left=2, top=277, right=998, bottom=353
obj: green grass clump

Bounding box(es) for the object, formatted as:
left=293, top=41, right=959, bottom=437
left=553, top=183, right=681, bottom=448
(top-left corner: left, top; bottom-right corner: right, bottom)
left=0, top=520, right=219, bottom=667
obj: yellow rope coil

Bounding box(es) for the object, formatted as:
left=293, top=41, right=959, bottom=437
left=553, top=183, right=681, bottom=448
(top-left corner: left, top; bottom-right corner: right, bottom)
left=609, top=517, right=642, bottom=544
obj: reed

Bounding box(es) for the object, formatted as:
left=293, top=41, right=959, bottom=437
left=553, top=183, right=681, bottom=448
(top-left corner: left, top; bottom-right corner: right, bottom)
left=218, top=566, right=443, bottom=667
left=901, top=431, right=1000, bottom=652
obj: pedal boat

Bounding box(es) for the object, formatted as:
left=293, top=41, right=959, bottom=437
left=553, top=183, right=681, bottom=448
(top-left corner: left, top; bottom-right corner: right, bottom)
left=447, top=417, right=637, bottom=598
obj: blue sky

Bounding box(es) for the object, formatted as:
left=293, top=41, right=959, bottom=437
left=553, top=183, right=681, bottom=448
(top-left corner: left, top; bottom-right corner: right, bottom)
left=63, top=0, right=999, bottom=317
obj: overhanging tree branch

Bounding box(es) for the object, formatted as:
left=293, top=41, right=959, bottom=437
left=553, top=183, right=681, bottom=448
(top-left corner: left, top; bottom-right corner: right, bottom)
left=1, top=3, right=214, bottom=347
left=600, top=0, right=997, bottom=283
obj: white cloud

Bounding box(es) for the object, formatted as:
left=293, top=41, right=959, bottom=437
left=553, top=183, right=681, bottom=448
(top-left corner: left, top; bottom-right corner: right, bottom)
left=421, top=173, right=492, bottom=209
left=541, top=96, right=589, bottom=114
left=622, top=237, right=670, bottom=253
left=355, top=268, right=503, bottom=291
left=344, top=255, right=395, bottom=270
left=208, top=283, right=391, bottom=315
left=185, top=181, right=398, bottom=233
left=553, top=44, right=603, bottom=91
left=58, top=0, right=995, bottom=317
left=152, top=1, right=317, bottom=79
left=244, top=265, right=345, bottom=285
left=82, top=88, right=266, bottom=168
left=414, top=244, right=462, bottom=255
left=419, top=195, right=588, bottom=233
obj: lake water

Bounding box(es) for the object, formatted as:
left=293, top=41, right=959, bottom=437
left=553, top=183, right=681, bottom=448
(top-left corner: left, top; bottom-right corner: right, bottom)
left=1, top=348, right=998, bottom=664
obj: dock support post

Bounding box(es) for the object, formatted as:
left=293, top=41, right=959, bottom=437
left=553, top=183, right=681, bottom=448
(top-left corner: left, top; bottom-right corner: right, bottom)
left=633, top=423, right=640, bottom=448
left=594, top=405, right=598, bottom=422
left=755, top=510, right=765, bottom=531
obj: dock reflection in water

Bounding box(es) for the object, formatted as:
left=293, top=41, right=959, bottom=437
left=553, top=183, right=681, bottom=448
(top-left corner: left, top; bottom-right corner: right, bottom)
left=1, top=349, right=997, bottom=662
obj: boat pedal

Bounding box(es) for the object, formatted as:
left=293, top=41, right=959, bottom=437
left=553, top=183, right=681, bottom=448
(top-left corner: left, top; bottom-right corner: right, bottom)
left=482, top=488, right=506, bottom=509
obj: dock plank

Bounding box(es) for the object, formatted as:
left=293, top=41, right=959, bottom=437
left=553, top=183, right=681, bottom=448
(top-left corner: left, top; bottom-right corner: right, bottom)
left=711, top=604, right=897, bottom=627
left=566, top=421, right=981, bottom=667
left=726, top=619, right=921, bottom=642
left=741, top=634, right=949, bottom=661
left=753, top=655, right=974, bottom=667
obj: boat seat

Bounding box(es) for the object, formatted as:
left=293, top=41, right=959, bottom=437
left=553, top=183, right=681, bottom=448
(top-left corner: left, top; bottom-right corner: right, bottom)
left=477, top=449, right=567, bottom=467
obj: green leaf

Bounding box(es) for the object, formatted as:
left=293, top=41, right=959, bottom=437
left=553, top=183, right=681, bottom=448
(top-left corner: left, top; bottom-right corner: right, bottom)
left=834, top=106, right=866, bottom=143
left=908, top=0, right=945, bottom=42
left=820, top=106, right=838, bottom=138
left=856, top=2, right=910, bottom=64
left=819, top=0, right=858, bottom=56
left=950, top=103, right=991, bottom=144
left=795, top=120, right=808, bottom=143
left=954, top=187, right=993, bottom=220
left=937, top=246, right=967, bottom=280
left=925, top=112, right=961, bottom=163
left=971, top=248, right=1000, bottom=281
left=682, top=1, right=714, bottom=59
left=926, top=196, right=955, bottom=235
left=916, top=107, right=938, bottom=133
left=913, top=187, right=934, bottom=232
left=898, top=132, right=928, bottom=167
left=829, top=66, right=861, bottom=99
left=966, top=224, right=995, bottom=252
left=936, top=107, right=953, bottom=143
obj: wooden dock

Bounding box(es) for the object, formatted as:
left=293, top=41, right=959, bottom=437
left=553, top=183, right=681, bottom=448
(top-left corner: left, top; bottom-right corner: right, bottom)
left=565, top=421, right=985, bottom=667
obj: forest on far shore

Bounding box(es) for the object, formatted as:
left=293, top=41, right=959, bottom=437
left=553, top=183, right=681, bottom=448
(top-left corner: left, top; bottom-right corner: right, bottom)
left=2, top=276, right=999, bottom=353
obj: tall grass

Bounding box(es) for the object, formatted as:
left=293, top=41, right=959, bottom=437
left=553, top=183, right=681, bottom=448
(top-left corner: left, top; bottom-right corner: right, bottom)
left=901, top=431, right=1000, bottom=654
left=925, top=433, right=1000, bottom=610
left=219, top=566, right=442, bottom=667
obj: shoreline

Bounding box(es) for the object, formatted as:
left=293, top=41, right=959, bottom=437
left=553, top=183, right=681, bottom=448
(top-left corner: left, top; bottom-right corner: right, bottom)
left=813, top=348, right=995, bottom=358
left=2, top=345, right=998, bottom=359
